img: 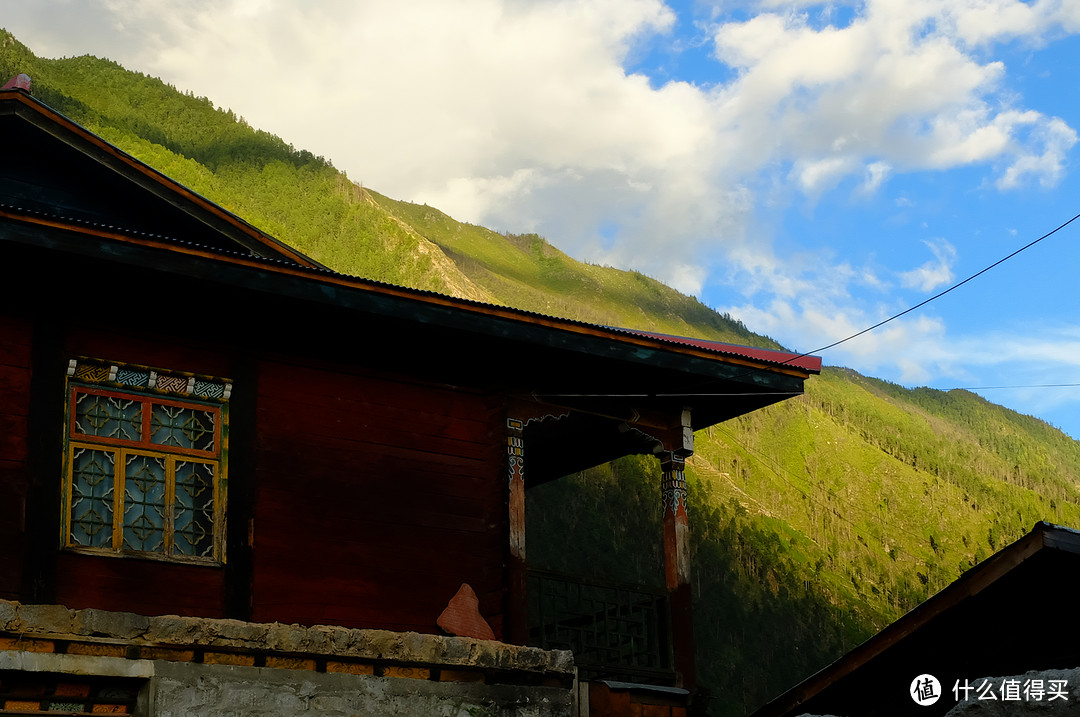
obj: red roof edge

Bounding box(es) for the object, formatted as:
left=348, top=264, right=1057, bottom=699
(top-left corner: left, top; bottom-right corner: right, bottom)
left=2, top=74, right=31, bottom=92
left=624, top=330, right=822, bottom=373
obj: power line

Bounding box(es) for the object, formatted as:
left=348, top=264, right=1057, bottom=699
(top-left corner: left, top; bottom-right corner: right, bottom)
left=786, top=210, right=1080, bottom=364
left=955, top=383, right=1080, bottom=391
left=540, top=215, right=1080, bottom=403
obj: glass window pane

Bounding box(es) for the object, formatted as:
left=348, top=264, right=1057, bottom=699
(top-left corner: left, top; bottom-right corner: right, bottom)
left=174, top=461, right=216, bottom=558
left=122, top=453, right=166, bottom=553
left=150, top=404, right=216, bottom=452
left=74, top=392, right=142, bottom=441
left=70, top=448, right=115, bottom=548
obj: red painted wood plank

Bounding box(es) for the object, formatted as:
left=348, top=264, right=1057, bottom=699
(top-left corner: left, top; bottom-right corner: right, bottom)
left=257, top=392, right=496, bottom=440
left=254, top=463, right=495, bottom=509
left=255, top=467, right=505, bottom=516
left=0, top=556, right=20, bottom=600
left=257, top=419, right=494, bottom=465
left=256, top=397, right=496, bottom=454
left=0, top=314, right=33, bottom=367
left=256, top=433, right=494, bottom=471
left=0, top=341, right=32, bottom=368
left=253, top=528, right=501, bottom=568
left=55, top=553, right=225, bottom=618
left=64, top=328, right=232, bottom=378
left=257, top=361, right=498, bottom=431
left=0, top=364, right=32, bottom=399
left=259, top=358, right=492, bottom=407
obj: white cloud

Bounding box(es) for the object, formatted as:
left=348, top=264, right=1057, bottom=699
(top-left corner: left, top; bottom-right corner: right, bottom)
left=899, top=239, right=957, bottom=292
left=859, top=161, right=892, bottom=195
left=996, top=116, right=1079, bottom=190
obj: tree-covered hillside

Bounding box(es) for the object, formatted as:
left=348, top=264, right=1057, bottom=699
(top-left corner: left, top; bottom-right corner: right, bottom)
left=6, top=30, right=1080, bottom=715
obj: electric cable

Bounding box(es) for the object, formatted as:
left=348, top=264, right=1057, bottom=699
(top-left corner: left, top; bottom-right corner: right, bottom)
left=783, top=210, right=1080, bottom=365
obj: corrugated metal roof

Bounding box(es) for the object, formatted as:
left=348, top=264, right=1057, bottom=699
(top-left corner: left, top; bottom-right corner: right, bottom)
left=0, top=202, right=821, bottom=376
left=612, top=329, right=822, bottom=373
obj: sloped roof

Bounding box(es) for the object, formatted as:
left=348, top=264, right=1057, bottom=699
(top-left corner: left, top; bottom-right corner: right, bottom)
left=618, top=329, right=821, bottom=373
left=0, top=86, right=322, bottom=268
left=0, top=84, right=819, bottom=379
left=754, top=522, right=1080, bottom=717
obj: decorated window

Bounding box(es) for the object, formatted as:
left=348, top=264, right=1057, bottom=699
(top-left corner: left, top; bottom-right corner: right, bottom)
left=61, top=358, right=230, bottom=563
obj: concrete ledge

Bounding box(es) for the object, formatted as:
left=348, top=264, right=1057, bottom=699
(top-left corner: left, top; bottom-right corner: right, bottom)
left=0, top=650, right=155, bottom=678
left=0, top=599, right=573, bottom=677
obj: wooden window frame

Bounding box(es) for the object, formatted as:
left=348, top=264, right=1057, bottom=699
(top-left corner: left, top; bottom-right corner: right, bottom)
left=60, top=358, right=230, bottom=565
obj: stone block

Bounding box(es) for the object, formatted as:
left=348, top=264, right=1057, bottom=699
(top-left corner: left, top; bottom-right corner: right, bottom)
left=72, top=609, right=150, bottom=640
left=209, top=618, right=270, bottom=648
left=142, top=616, right=202, bottom=645
left=352, top=629, right=402, bottom=660
left=0, top=600, right=17, bottom=630
left=17, top=604, right=73, bottom=635
left=265, top=623, right=309, bottom=653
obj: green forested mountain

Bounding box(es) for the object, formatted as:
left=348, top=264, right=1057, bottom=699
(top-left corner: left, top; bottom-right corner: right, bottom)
left=5, top=30, right=1080, bottom=716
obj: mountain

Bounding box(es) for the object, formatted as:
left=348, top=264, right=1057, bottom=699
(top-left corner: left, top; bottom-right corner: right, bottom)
left=5, top=30, right=1080, bottom=715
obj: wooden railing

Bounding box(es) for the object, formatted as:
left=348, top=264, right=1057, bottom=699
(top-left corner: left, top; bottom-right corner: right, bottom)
left=526, top=568, right=674, bottom=683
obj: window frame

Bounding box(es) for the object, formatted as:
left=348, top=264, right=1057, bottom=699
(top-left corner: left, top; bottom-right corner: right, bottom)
left=60, top=358, right=230, bottom=565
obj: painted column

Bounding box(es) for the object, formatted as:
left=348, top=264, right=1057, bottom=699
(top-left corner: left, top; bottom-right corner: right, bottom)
left=506, top=417, right=528, bottom=644
left=661, top=453, right=691, bottom=592
left=661, top=407, right=695, bottom=688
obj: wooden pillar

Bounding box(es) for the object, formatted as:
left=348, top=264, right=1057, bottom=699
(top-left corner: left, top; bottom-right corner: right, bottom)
left=661, top=452, right=695, bottom=688
left=661, top=408, right=695, bottom=688
left=505, top=417, right=528, bottom=644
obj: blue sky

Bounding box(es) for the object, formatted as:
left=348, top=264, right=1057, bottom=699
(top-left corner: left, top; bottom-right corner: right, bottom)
left=5, top=0, right=1080, bottom=437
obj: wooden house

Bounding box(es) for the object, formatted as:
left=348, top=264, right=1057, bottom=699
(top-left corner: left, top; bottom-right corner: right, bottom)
left=0, top=81, right=821, bottom=716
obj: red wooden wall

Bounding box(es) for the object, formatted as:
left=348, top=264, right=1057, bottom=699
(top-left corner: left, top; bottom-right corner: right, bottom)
left=0, top=314, right=32, bottom=600
left=1, top=317, right=509, bottom=635
left=251, top=359, right=506, bottom=636
left=52, top=327, right=231, bottom=618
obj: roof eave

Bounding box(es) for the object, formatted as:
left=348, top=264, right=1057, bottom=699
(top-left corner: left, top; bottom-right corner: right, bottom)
left=0, top=88, right=325, bottom=270
left=0, top=208, right=820, bottom=386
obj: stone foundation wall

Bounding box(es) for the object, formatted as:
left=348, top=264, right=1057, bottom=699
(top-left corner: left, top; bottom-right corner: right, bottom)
left=0, top=600, right=574, bottom=716
left=152, top=661, right=567, bottom=717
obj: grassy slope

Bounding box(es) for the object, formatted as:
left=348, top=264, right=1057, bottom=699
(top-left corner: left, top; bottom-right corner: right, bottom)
left=369, top=191, right=771, bottom=343
left=6, top=31, right=1080, bottom=714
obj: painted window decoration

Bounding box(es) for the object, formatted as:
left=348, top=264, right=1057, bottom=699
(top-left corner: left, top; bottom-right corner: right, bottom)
left=62, top=358, right=230, bottom=564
